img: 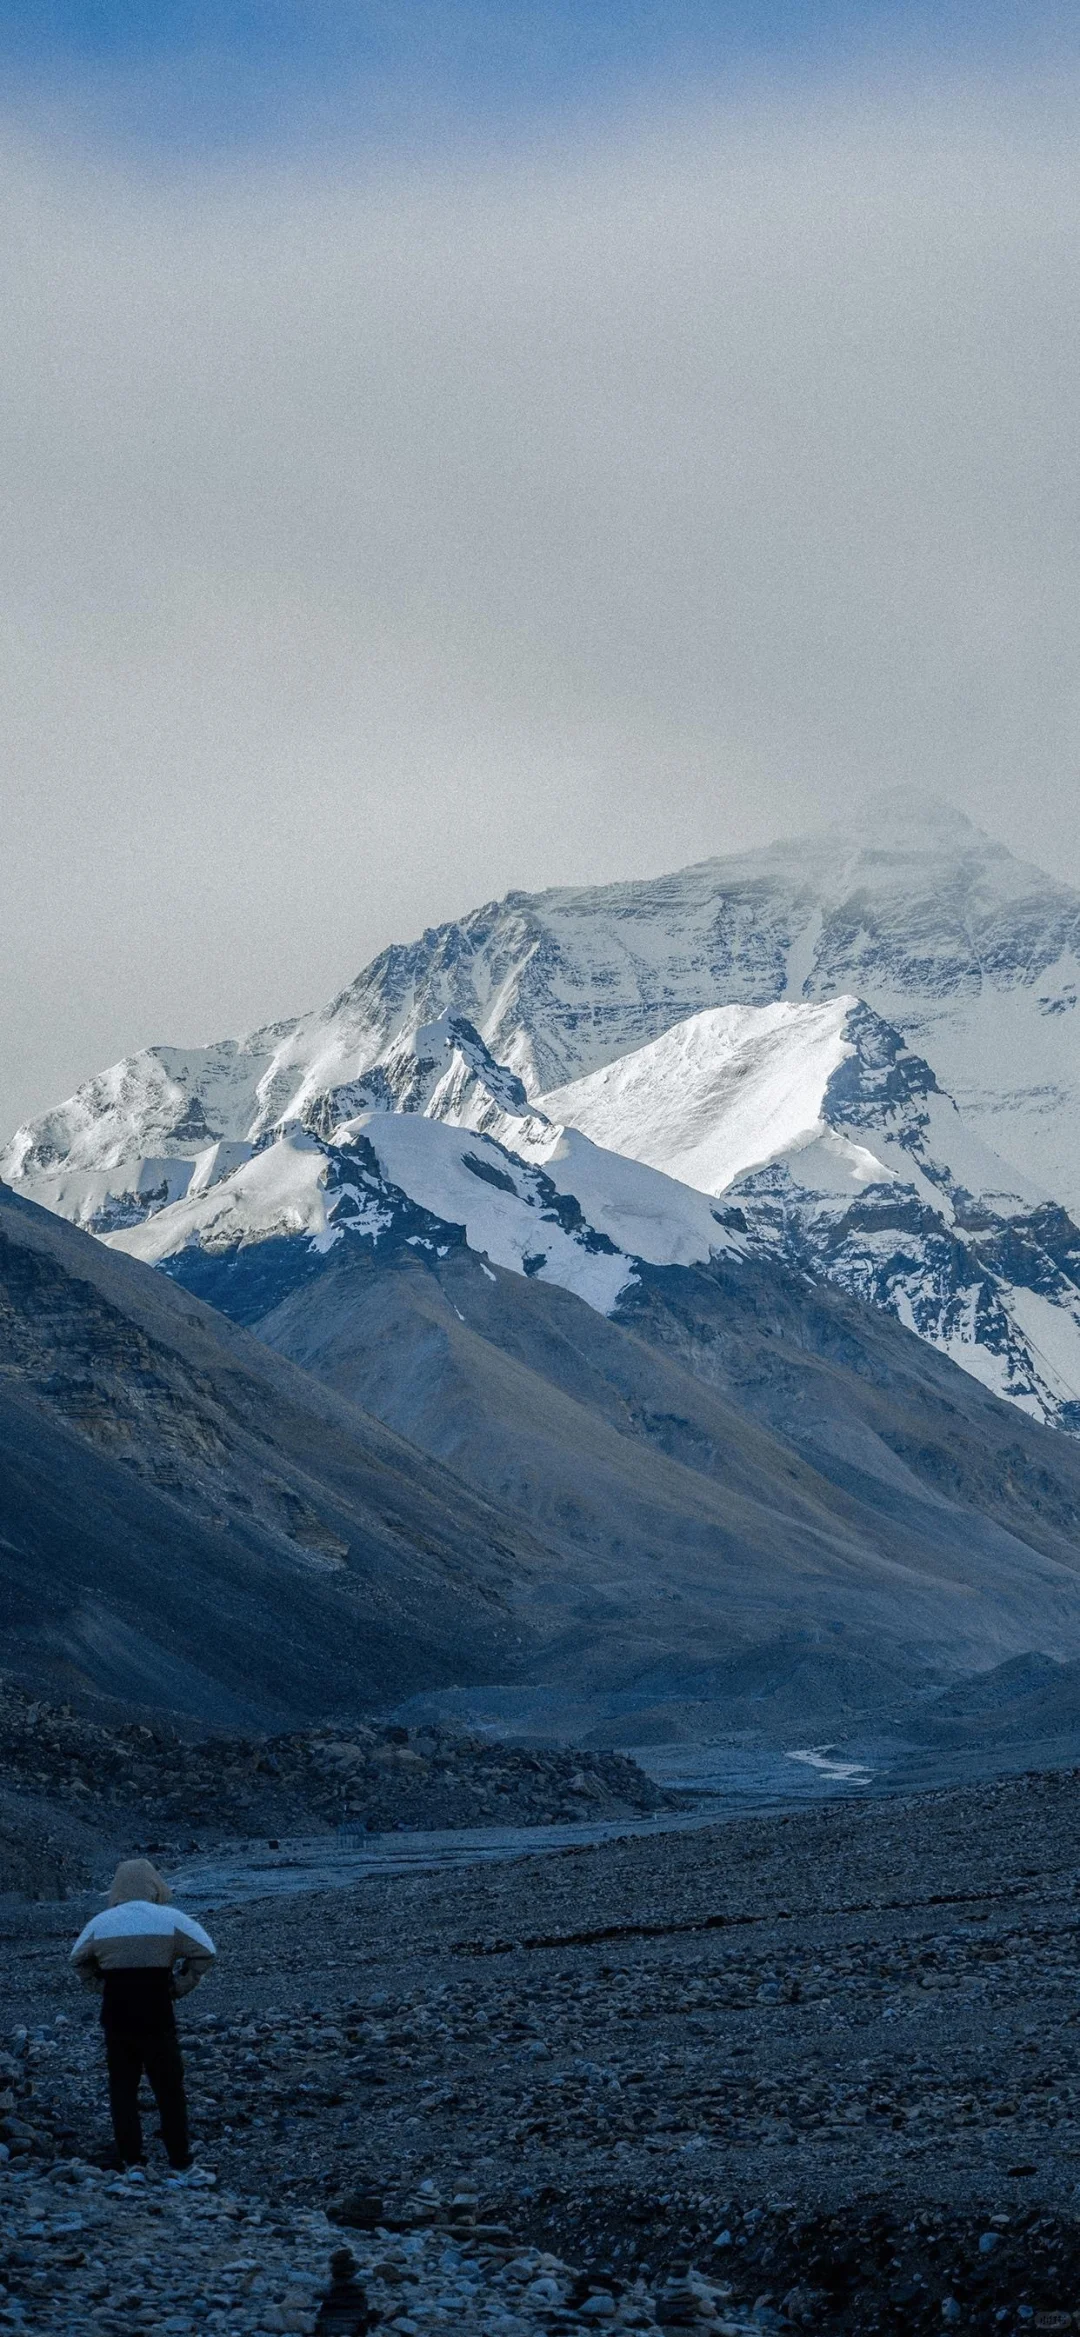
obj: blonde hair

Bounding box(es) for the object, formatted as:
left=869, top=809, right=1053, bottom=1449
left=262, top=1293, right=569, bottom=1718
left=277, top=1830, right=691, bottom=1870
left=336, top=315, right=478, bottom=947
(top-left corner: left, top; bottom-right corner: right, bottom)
left=106, top=1859, right=171, bottom=1907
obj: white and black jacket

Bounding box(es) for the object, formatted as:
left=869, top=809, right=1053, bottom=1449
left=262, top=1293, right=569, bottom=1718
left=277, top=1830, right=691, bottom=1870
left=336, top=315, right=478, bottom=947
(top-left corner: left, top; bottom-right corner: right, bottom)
left=70, top=1900, right=216, bottom=2031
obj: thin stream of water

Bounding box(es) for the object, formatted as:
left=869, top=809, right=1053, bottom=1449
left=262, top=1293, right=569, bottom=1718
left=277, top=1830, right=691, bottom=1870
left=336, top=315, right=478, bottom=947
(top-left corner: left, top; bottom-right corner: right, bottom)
left=170, top=1744, right=879, bottom=1911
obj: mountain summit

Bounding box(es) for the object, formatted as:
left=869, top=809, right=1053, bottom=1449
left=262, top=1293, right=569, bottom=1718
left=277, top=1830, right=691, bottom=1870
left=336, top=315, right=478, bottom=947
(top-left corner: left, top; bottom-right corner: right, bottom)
left=7, top=797, right=1080, bottom=1212
left=816, top=790, right=985, bottom=848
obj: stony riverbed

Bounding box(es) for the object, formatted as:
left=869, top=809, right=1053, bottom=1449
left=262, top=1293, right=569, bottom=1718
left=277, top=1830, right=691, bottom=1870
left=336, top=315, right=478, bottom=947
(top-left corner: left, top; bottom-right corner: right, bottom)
left=6, top=1764, right=1080, bottom=2330
left=0, top=1681, right=672, bottom=1899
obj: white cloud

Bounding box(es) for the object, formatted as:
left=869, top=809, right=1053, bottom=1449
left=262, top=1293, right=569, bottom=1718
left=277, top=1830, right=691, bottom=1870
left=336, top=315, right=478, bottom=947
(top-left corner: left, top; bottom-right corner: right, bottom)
left=2, top=72, right=1079, bottom=1130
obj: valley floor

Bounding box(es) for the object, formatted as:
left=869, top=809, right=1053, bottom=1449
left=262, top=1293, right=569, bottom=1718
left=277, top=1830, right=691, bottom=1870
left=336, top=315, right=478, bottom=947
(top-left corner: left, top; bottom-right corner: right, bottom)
left=5, top=1770, right=1080, bottom=2329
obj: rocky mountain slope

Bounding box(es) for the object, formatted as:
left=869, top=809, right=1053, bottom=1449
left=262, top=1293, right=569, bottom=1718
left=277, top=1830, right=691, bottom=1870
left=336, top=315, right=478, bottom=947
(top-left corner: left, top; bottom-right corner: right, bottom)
left=0, top=1179, right=551, bottom=1728
left=97, top=1115, right=1080, bottom=1740
left=24, top=1154, right=1080, bottom=1742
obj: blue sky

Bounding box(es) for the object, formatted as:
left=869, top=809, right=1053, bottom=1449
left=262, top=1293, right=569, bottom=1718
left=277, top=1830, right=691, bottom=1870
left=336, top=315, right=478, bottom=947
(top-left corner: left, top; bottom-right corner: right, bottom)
left=0, top=1, right=1072, bottom=157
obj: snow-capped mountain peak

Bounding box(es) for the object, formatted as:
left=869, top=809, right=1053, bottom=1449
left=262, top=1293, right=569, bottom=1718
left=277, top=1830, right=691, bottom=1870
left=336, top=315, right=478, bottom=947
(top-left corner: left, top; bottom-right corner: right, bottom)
left=543, top=996, right=872, bottom=1200
left=98, top=988, right=1080, bottom=1436
left=9, top=793, right=1080, bottom=1206
left=535, top=997, right=1080, bottom=1428
left=108, top=1106, right=745, bottom=1321
left=300, top=1011, right=533, bottom=1137
left=538, top=994, right=1038, bottom=1220
left=10, top=798, right=1080, bottom=1432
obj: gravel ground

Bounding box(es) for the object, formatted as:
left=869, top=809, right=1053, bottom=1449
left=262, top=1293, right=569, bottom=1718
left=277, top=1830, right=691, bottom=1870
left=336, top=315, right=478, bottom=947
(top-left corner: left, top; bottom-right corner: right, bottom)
left=5, top=1765, right=1080, bottom=2330
left=0, top=2158, right=707, bottom=2335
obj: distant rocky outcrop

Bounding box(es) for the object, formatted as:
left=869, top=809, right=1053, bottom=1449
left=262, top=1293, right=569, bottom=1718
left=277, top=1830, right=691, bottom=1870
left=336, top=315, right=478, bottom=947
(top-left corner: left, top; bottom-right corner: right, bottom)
left=0, top=1678, right=671, bottom=1888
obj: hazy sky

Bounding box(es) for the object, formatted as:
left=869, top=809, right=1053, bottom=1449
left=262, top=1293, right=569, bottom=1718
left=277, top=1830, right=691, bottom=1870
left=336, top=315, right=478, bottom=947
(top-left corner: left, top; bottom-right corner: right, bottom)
left=3, top=4, right=1080, bottom=1136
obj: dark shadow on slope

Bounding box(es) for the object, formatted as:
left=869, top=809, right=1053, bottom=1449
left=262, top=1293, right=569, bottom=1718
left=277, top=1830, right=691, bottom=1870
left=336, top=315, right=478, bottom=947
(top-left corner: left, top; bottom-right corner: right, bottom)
left=0, top=1183, right=551, bottom=1724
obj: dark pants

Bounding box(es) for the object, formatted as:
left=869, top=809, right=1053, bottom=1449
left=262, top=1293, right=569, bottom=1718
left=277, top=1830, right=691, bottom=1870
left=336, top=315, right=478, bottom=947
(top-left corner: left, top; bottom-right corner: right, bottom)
left=105, top=2028, right=190, bottom=2169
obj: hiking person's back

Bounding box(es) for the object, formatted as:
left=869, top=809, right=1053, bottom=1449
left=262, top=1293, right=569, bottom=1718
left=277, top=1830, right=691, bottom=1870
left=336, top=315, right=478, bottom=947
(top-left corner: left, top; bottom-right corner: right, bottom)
left=71, top=1863, right=214, bottom=2017
left=69, top=1859, right=215, bottom=2178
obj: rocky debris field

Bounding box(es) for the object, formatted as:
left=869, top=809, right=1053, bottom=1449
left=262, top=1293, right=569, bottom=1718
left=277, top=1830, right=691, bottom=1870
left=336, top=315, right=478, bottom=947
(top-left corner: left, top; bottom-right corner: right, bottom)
left=0, top=2155, right=705, bottom=2337
left=4, top=2137, right=1080, bottom=2337
left=0, top=1677, right=671, bottom=1896
left=6, top=1765, right=1080, bottom=2329
left=19, top=2151, right=1076, bottom=2337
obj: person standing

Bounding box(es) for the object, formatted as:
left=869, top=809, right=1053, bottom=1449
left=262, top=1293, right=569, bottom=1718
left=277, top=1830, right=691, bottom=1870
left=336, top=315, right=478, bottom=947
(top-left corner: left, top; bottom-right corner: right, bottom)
left=70, top=1858, right=216, bottom=2181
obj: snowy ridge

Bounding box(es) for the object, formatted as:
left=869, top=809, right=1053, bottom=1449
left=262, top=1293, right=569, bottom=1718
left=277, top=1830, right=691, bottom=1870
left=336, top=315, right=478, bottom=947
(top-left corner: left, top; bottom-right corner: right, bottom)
left=108, top=1109, right=744, bottom=1319
left=543, top=998, right=882, bottom=1200
left=9, top=790, right=1080, bottom=1207
left=3, top=1013, right=539, bottom=1237
left=538, top=999, right=1080, bottom=1430
left=539, top=997, right=1039, bottom=1216
left=1, top=1039, right=289, bottom=1191
left=104, top=992, right=1080, bottom=1433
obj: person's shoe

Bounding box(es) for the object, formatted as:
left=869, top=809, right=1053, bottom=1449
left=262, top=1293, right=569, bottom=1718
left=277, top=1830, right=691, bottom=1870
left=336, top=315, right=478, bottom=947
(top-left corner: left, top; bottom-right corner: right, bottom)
left=122, top=2166, right=148, bottom=2183
left=166, top=2164, right=216, bottom=2188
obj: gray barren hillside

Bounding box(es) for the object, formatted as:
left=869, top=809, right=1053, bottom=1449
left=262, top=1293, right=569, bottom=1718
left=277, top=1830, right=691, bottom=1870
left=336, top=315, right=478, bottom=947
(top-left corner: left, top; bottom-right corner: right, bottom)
left=205, top=1224, right=1080, bottom=1738
left=9, top=1162, right=1080, bottom=1748
left=0, top=1182, right=546, bottom=1726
